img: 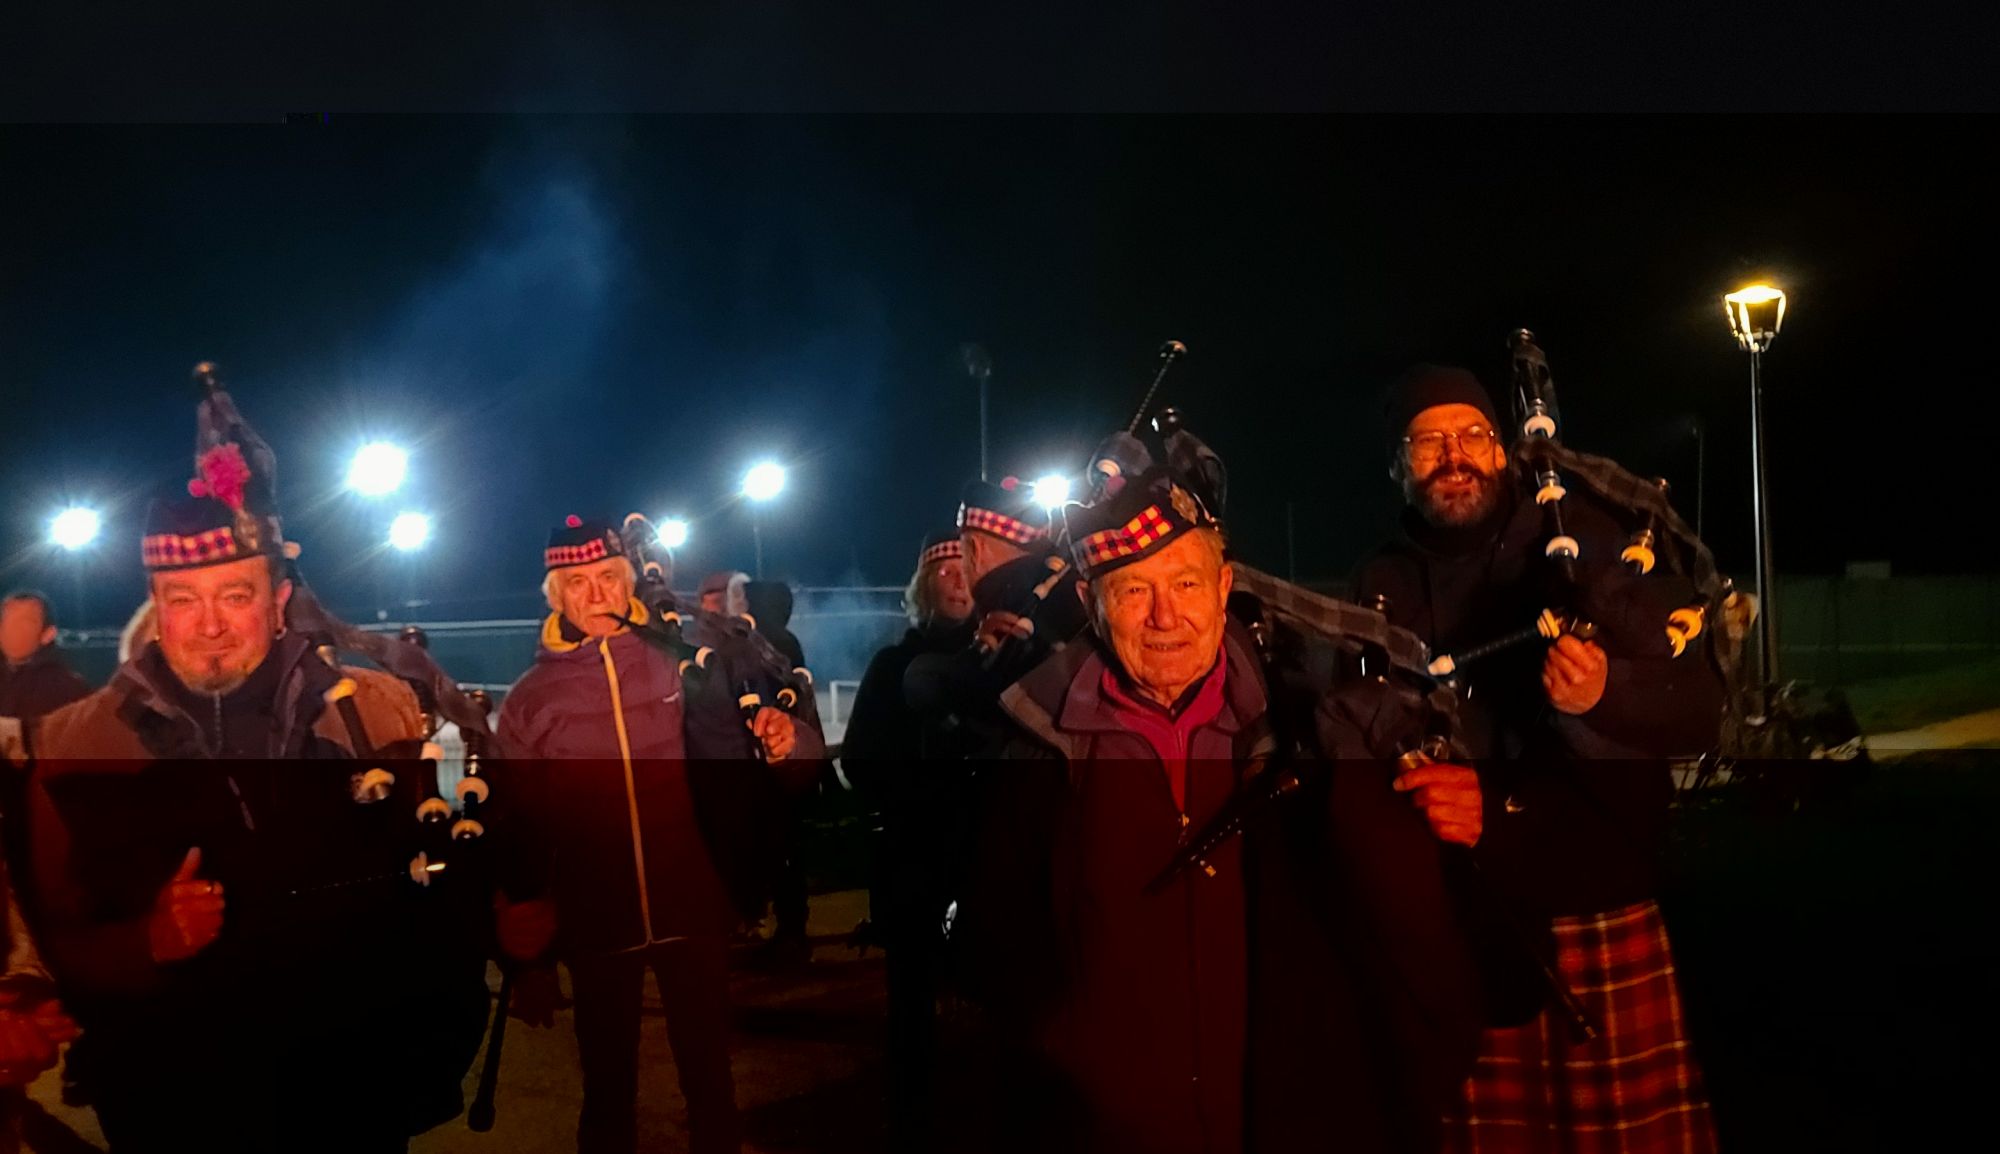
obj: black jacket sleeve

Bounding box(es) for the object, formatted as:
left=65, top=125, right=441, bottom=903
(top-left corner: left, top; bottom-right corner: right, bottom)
left=957, top=746, right=1067, bottom=1022
left=838, top=643, right=916, bottom=793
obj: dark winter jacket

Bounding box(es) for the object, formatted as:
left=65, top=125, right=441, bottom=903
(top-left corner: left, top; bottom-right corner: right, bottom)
left=0, top=646, right=92, bottom=723
left=743, top=580, right=807, bottom=670
left=24, top=634, right=482, bottom=1145
left=841, top=618, right=975, bottom=783
left=0, top=645, right=95, bottom=893
left=902, top=548, right=1089, bottom=751
left=498, top=601, right=825, bottom=955
left=1352, top=482, right=1724, bottom=919
left=965, top=618, right=1492, bottom=1154
left=842, top=617, right=976, bottom=937
left=25, top=634, right=432, bottom=996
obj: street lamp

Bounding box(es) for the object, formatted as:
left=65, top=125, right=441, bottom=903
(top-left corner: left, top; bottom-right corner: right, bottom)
left=1031, top=474, right=1071, bottom=509
left=388, top=512, right=432, bottom=552
left=347, top=442, right=409, bottom=497
left=1724, top=283, right=1787, bottom=682
left=741, top=462, right=786, bottom=576
left=658, top=517, right=690, bottom=550
left=49, top=507, right=102, bottom=551
left=48, top=507, right=102, bottom=626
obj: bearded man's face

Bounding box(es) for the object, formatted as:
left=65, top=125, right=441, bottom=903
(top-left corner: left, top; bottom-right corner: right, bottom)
left=1401, top=403, right=1510, bottom=528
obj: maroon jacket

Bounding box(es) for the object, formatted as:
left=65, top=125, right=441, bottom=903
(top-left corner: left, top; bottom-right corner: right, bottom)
left=970, top=623, right=1273, bottom=1154
left=498, top=605, right=824, bottom=957
left=968, top=617, right=1498, bottom=1154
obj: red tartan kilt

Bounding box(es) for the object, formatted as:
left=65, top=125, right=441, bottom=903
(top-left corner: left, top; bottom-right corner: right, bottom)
left=1440, top=900, right=1717, bottom=1154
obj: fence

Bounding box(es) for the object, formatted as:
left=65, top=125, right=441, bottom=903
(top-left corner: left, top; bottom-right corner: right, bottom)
left=53, top=576, right=2000, bottom=700
left=1773, top=574, right=2000, bottom=684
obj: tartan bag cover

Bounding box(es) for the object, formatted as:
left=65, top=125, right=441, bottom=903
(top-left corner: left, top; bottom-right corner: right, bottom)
left=1441, top=899, right=1717, bottom=1154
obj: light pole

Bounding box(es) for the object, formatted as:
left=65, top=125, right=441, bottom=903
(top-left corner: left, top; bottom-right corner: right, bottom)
left=387, top=512, right=431, bottom=614
left=49, top=507, right=101, bottom=627
left=962, top=343, right=992, bottom=481
left=349, top=444, right=412, bottom=616
left=1723, top=283, right=1787, bottom=682
left=1691, top=415, right=1706, bottom=542
left=741, top=462, right=786, bottom=577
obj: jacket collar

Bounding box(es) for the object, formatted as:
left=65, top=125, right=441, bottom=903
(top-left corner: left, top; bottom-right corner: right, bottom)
left=1000, top=619, right=1270, bottom=759
left=108, top=632, right=325, bottom=759
left=5, top=644, right=67, bottom=674
left=539, top=597, right=650, bottom=655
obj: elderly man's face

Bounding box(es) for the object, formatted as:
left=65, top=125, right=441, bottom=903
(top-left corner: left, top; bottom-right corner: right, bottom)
left=151, top=556, right=292, bottom=694
left=0, top=599, right=53, bottom=664
left=553, top=557, right=636, bottom=638
left=1401, top=402, right=1510, bottom=528
left=1090, top=529, right=1233, bottom=709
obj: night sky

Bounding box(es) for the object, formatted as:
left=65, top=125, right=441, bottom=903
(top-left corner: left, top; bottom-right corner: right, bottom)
left=4, top=116, right=1995, bottom=626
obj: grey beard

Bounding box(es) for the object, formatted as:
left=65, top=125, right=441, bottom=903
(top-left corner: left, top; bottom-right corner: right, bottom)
left=1416, top=471, right=1501, bottom=528
left=180, top=657, right=249, bottom=696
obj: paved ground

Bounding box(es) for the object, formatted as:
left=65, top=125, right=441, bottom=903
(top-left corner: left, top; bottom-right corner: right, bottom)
left=21, top=891, right=895, bottom=1154
left=17, top=752, right=2000, bottom=1152
left=1867, top=705, right=2000, bottom=757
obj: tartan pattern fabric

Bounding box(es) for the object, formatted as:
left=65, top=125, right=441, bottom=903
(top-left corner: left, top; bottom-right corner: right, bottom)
left=1228, top=564, right=1436, bottom=683
left=920, top=538, right=964, bottom=567
left=1523, top=441, right=1739, bottom=692
left=1076, top=503, right=1175, bottom=574
left=1440, top=900, right=1717, bottom=1154
left=544, top=537, right=612, bottom=570
left=141, top=526, right=242, bottom=570
left=957, top=503, right=1043, bottom=545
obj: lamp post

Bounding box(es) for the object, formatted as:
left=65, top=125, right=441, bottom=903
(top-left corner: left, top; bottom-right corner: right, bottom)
left=1723, top=283, right=1787, bottom=682
left=49, top=506, right=101, bottom=628
left=962, top=343, right=992, bottom=482
left=741, top=462, right=786, bottom=577
left=386, top=512, right=431, bottom=615
left=1692, top=415, right=1706, bottom=542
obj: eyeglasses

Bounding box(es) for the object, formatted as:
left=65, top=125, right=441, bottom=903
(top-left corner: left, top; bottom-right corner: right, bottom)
left=1402, top=426, right=1497, bottom=464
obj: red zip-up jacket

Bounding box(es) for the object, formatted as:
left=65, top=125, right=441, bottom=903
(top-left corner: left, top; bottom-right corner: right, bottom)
left=498, top=604, right=825, bottom=956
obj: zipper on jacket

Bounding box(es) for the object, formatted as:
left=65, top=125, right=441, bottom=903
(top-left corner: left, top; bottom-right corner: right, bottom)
left=206, top=690, right=258, bottom=830
left=599, top=639, right=657, bottom=946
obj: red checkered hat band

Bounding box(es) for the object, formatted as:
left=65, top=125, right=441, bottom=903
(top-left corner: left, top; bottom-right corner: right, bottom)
left=142, top=527, right=248, bottom=571
left=1077, top=504, right=1179, bottom=575
left=920, top=539, right=964, bottom=567
left=545, top=537, right=612, bottom=570
left=958, top=504, right=1043, bottom=545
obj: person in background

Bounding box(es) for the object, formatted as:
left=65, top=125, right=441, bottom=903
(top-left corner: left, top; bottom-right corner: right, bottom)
left=0, top=593, right=91, bottom=727
left=700, top=571, right=750, bottom=618
left=741, top=579, right=815, bottom=970
left=838, top=531, right=975, bottom=1152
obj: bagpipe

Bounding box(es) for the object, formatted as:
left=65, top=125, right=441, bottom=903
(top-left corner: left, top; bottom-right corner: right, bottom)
left=612, top=513, right=814, bottom=754
left=187, top=363, right=507, bottom=894
left=1419, top=332, right=1737, bottom=685
left=1151, top=331, right=1734, bottom=881
left=1119, top=332, right=1739, bottom=1039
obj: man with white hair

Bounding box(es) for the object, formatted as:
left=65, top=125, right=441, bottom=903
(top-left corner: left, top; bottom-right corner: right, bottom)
left=498, top=515, right=825, bottom=1154
left=968, top=459, right=1489, bottom=1154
